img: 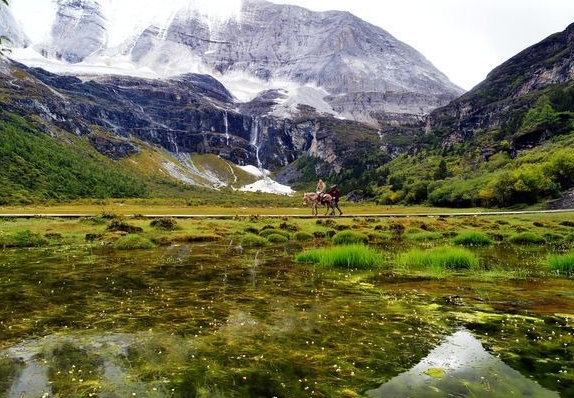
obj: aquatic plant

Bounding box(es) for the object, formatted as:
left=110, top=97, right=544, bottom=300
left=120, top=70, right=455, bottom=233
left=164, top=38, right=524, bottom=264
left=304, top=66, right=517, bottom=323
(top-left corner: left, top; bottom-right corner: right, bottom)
left=332, top=230, right=369, bottom=245
left=0, top=358, right=23, bottom=393
left=296, top=244, right=384, bottom=269
left=452, top=231, right=493, bottom=246
left=396, top=246, right=479, bottom=271
left=114, top=234, right=155, bottom=250
left=44, top=342, right=103, bottom=397
left=548, top=252, right=574, bottom=272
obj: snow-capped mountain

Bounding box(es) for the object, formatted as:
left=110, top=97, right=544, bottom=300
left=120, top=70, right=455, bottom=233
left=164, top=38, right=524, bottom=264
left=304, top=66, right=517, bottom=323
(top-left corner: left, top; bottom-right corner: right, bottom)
left=3, top=0, right=464, bottom=125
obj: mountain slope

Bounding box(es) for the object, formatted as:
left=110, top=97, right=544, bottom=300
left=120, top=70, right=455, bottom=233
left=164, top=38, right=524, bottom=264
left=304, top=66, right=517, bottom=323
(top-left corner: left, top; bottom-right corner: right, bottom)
left=428, top=22, right=574, bottom=153
left=3, top=0, right=463, bottom=125
left=364, top=22, right=574, bottom=208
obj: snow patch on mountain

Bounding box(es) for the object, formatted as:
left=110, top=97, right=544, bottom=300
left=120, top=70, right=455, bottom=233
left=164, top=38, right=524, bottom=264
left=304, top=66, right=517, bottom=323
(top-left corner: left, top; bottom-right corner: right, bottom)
left=9, top=0, right=243, bottom=47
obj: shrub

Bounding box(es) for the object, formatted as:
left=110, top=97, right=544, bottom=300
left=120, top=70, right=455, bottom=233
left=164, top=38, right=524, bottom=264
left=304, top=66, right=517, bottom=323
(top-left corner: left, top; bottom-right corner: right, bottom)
left=508, top=232, right=546, bottom=245
left=397, top=247, right=479, bottom=271
left=332, top=230, right=368, bottom=245
left=114, top=234, right=154, bottom=250
left=452, top=231, right=493, bottom=246
left=549, top=253, right=574, bottom=272
left=296, top=244, right=383, bottom=269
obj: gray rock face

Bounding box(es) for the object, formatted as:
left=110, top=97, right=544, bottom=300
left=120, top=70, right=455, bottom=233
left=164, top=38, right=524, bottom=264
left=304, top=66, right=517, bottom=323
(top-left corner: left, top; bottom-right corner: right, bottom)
left=6, top=0, right=464, bottom=125
left=128, top=0, right=464, bottom=120
left=42, top=0, right=107, bottom=63
left=0, top=3, right=28, bottom=48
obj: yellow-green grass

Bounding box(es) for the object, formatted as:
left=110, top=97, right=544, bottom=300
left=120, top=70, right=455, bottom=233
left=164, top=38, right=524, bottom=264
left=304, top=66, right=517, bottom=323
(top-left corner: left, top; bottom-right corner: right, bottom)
left=2, top=209, right=574, bottom=254
left=0, top=198, right=495, bottom=217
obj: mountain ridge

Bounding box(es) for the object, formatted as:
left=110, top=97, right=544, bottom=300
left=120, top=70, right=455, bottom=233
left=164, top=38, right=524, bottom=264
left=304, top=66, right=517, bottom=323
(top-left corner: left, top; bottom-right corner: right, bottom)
left=3, top=0, right=463, bottom=125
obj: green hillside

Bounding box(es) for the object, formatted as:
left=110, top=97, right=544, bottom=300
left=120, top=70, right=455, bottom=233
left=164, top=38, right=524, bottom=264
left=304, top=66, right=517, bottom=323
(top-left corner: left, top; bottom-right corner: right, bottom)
left=0, top=114, right=149, bottom=204
left=354, top=84, right=574, bottom=208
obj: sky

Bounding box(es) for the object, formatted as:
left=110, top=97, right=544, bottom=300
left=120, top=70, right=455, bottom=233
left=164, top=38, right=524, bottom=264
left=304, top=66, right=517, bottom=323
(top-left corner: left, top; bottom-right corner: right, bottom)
left=270, top=0, right=574, bottom=90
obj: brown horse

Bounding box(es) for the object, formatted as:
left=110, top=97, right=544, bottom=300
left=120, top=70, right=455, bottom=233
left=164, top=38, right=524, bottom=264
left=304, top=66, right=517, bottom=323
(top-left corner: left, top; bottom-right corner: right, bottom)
left=303, top=192, right=333, bottom=216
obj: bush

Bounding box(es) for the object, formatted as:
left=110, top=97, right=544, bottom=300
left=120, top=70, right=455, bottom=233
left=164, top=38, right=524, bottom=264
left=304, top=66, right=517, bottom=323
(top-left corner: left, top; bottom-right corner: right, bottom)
left=452, top=231, right=493, bottom=246
left=114, top=234, right=154, bottom=250
left=332, top=230, right=368, bottom=245
left=508, top=232, right=546, bottom=245
left=549, top=252, right=574, bottom=272
left=397, top=247, right=479, bottom=271
left=296, top=244, right=383, bottom=269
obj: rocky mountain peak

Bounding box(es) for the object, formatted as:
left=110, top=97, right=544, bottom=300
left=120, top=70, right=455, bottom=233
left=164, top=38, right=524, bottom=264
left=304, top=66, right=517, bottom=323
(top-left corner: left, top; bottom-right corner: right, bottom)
left=3, top=0, right=463, bottom=125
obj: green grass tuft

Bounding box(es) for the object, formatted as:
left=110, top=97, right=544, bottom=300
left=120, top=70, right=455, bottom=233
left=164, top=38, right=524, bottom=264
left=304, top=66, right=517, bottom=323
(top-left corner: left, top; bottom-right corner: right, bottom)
left=240, top=234, right=269, bottom=248
left=293, top=231, right=314, bottom=241
left=265, top=233, right=289, bottom=243
left=0, top=229, right=47, bottom=247
left=114, top=234, right=155, bottom=250
left=396, top=246, right=479, bottom=271
left=452, top=231, right=493, bottom=246
left=406, top=231, right=444, bottom=242
left=259, top=229, right=290, bottom=238
left=508, top=232, right=546, bottom=245
left=296, top=244, right=383, bottom=269
left=332, top=230, right=369, bottom=245
left=548, top=252, right=574, bottom=272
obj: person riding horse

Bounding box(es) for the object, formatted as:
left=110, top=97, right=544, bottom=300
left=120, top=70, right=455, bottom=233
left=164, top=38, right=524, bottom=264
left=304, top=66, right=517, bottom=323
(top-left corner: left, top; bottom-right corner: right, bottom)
left=316, top=179, right=326, bottom=204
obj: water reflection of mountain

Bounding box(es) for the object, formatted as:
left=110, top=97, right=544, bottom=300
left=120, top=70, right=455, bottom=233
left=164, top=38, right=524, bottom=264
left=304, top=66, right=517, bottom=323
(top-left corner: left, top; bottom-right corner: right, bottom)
left=366, top=329, right=558, bottom=398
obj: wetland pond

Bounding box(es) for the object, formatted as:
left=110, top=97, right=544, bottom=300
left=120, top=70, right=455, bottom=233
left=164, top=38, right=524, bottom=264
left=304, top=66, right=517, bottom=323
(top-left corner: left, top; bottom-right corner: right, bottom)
left=1, top=240, right=574, bottom=397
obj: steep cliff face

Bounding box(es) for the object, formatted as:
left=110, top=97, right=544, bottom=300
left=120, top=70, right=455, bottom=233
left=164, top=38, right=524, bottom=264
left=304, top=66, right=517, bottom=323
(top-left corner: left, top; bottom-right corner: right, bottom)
left=1, top=60, right=356, bottom=175
left=43, top=0, right=108, bottom=63
left=428, top=22, right=574, bottom=150
left=4, top=0, right=463, bottom=125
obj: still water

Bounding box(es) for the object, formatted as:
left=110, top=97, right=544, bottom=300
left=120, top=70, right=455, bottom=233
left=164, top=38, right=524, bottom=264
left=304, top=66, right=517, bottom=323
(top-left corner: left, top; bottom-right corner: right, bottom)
left=0, top=242, right=573, bottom=397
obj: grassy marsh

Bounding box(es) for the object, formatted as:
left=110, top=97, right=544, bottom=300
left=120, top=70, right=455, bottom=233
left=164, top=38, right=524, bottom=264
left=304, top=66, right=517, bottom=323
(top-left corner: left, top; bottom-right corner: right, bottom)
left=1, top=206, right=574, bottom=396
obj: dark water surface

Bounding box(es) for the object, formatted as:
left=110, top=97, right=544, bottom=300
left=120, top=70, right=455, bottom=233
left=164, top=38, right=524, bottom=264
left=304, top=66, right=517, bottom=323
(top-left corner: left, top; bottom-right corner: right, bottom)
left=1, top=243, right=573, bottom=397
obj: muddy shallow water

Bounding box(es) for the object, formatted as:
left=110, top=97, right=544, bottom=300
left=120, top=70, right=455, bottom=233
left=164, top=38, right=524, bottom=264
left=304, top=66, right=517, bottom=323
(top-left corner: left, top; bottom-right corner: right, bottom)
left=1, top=242, right=573, bottom=397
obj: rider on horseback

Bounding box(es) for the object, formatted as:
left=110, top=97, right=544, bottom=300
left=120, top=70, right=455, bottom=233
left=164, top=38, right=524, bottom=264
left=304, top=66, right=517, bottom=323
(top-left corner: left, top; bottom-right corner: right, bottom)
left=316, top=179, right=326, bottom=204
